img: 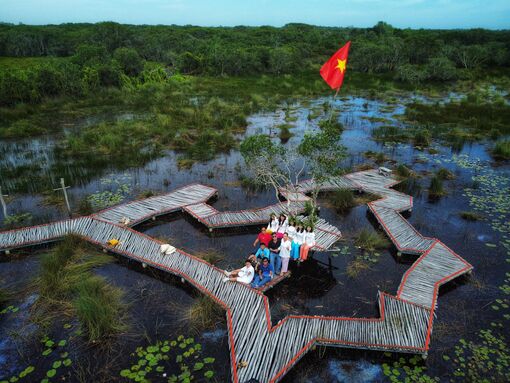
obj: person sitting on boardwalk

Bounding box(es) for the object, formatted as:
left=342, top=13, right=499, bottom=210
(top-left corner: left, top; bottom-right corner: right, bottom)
left=223, top=259, right=255, bottom=284
left=251, top=257, right=274, bottom=288
left=253, top=227, right=271, bottom=248
left=268, top=213, right=279, bottom=234
left=291, top=224, right=304, bottom=260
left=279, top=232, right=292, bottom=275
left=276, top=214, right=288, bottom=239
left=255, top=243, right=270, bottom=260
left=299, top=226, right=316, bottom=262
left=268, top=233, right=281, bottom=274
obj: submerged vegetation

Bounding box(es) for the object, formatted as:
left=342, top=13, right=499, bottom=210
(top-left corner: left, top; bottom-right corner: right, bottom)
left=34, top=235, right=126, bottom=341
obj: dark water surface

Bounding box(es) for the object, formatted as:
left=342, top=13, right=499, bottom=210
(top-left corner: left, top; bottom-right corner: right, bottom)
left=1, top=95, right=509, bottom=382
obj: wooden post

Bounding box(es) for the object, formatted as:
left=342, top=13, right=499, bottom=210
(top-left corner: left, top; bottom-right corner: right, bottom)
left=54, top=178, right=71, bottom=216
left=0, top=187, right=8, bottom=219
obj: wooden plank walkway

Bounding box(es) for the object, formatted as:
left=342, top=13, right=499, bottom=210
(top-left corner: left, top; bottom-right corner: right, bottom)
left=0, top=168, right=473, bottom=383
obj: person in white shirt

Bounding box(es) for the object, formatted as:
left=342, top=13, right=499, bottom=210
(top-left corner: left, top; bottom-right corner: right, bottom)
left=279, top=233, right=292, bottom=274
left=286, top=219, right=296, bottom=240
left=291, top=224, right=304, bottom=260
left=268, top=213, right=279, bottom=234
left=276, top=214, right=288, bottom=239
left=299, top=225, right=316, bottom=261
left=223, top=259, right=255, bottom=284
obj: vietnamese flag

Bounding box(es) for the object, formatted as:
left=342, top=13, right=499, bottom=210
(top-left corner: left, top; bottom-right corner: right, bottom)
left=320, top=41, right=351, bottom=90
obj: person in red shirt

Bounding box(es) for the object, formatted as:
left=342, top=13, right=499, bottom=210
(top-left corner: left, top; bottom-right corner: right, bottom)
left=253, top=227, right=271, bottom=248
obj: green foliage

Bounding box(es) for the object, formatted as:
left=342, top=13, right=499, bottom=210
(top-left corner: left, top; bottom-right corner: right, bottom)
left=193, top=249, right=225, bottom=265
left=3, top=212, right=33, bottom=229
left=372, top=125, right=409, bottom=143
left=113, top=47, right=143, bottom=76
left=436, top=167, right=455, bottom=180
left=459, top=211, right=485, bottom=221
left=413, top=128, right=431, bottom=147
left=86, top=174, right=132, bottom=210
left=277, top=124, right=293, bottom=142
left=492, top=140, right=510, bottom=160
left=405, top=96, right=510, bottom=142
left=35, top=235, right=125, bottom=341
left=428, top=175, right=445, bottom=197
left=73, top=276, right=126, bottom=341
left=328, top=189, right=355, bottom=213
left=444, top=330, right=510, bottom=382
left=185, top=296, right=224, bottom=333
left=395, top=164, right=411, bottom=178
left=354, top=229, right=390, bottom=252
left=119, top=336, right=216, bottom=382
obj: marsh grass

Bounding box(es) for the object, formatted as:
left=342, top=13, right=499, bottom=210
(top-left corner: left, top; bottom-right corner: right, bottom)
left=278, top=124, right=294, bottom=142
left=354, top=229, right=390, bottom=252
left=34, top=235, right=127, bottom=341
left=346, top=258, right=371, bottom=279
left=437, top=167, right=455, bottom=180
left=0, top=288, right=8, bottom=307
left=73, top=276, right=126, bottom=341
left=193, top=249, right=224, bottom=265
left=395, top=164, right=412, bottom=178
left=328, top=189, right=356, bottom=213
left=184, top=296, right=224, bottom=334
left=492, top=140, right=510, bottom=160
left=459, top=211, right=485, bottom=221
left=428, top=175, right=445, bottom=197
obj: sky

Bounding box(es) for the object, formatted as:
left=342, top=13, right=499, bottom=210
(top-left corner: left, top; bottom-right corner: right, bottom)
left=1, top=0, right=509, bottom=29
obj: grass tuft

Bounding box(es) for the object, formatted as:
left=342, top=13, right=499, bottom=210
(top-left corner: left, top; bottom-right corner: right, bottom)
left=459, top=211, right=485, bottom=221
left=428, top=175, right=445, bottom=198
left=193, top=249, right=224, bottom=265
left=73, top=276, right=126, bottom=341
left=34, top=235, right=126, bottom=341
left=329, top=189, right=356, bottom=213
left=184, top=296, right=224, bottom=333
left=354, top=229, right=390, bottom=252
left=436, top=167, right=455, bottom=180
left=492, top=140, right=510, bottom=160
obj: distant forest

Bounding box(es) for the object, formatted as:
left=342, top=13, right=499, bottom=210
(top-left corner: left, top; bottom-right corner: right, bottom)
left=1, top=21, right=509, bottom=106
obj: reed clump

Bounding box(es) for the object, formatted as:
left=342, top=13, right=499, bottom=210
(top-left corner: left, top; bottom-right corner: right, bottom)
left=428, top=175, right=445, bottom=197
left=492, top=140, right=510, bottom=160
left=34, top=235, right=127, bottom=341
left=354, top=229, right=390, bottom=252
left=184, top=296, right=224, bottom=333
left=329, top=189, right=356, bottom=213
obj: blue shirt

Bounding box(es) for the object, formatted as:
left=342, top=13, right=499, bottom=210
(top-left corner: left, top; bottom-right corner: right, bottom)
left=255, top=247, right=270, bottom=260
left=259, top=263, right=274, bottom=277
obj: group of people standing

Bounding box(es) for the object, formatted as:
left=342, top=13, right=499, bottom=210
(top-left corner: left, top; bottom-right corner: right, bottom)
left=223, top=213, right=316, bottom=289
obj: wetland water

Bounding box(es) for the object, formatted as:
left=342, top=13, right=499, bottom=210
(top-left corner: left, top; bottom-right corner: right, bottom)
left=1, top=94, right=509, bottom=382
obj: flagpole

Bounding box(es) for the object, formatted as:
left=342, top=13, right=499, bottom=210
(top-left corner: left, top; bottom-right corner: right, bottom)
left=328, top=87, right=340, bottom=122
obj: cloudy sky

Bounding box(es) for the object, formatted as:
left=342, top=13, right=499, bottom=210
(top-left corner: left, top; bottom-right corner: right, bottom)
left=1, top=0, right=508, bottom=29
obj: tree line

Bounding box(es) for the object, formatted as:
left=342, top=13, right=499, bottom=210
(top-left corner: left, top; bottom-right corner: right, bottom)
left=0, top=21, right=509, bottom=106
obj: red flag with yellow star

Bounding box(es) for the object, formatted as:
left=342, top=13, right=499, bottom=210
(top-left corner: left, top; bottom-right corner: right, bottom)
left=320, top=41, right=351, bottom=90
